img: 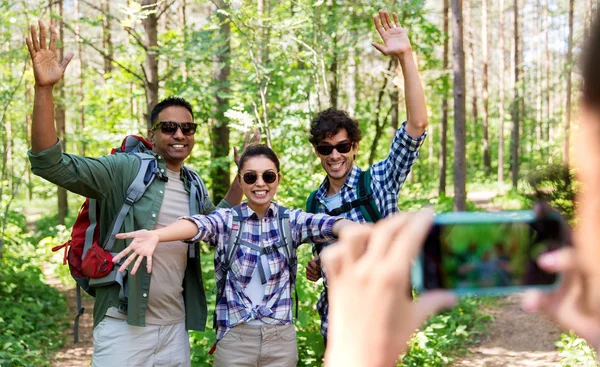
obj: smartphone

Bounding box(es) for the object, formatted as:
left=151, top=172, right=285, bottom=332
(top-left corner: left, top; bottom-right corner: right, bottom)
left=412, top=210, right=566, bottom=296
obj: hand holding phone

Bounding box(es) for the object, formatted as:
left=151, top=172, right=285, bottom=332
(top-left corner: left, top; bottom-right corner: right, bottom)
left=413, top=210, right=567, bottom=296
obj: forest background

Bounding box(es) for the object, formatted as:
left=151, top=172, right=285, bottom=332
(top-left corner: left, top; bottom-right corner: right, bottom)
left=0, top=0, right=595, bottom=366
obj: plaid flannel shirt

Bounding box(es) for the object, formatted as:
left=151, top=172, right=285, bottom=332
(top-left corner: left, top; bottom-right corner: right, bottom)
left=312, top=122, right=426, bottom=338
left=184, top=202, right=337, bottom=340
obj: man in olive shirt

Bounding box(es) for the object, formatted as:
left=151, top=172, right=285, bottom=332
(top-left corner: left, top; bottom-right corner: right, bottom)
left=25, top=21, right=248, bottom=366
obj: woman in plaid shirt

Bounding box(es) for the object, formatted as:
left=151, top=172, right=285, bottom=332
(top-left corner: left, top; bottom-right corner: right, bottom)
left=114, top=144, right=356, bottom=367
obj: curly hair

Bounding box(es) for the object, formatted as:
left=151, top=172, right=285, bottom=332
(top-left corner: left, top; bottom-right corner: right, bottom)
left=583, top=18, right=600, bottom=108
left=309, top=108, right=362, bottom=146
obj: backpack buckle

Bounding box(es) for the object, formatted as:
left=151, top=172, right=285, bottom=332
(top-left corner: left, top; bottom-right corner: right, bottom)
left=262, top=245, right=275, bottom=255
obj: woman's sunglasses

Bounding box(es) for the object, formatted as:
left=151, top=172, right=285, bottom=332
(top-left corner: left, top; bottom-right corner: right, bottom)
left=316, top=141, right=353, bottom=156
left=152, top=121, right=198, bottom=136
left=240, top=171, right=279, bottom=185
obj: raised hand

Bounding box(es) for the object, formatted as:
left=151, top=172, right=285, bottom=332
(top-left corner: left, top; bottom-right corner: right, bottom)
left=371, top=10, right=412, bottom=57
left=234, top=129, right=261, bottom=167
left=25, top=20, right=73, bottom=88
left=113, top=230, right=160, bottom=275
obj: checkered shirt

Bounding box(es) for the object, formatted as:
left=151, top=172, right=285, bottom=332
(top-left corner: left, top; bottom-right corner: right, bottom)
left=311, top=122, right=426, bottom=338
left=184, top=201, right=338, bottom=341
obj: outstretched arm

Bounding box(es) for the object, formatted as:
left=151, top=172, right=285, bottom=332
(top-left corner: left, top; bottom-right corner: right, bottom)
left=25, top=20, right=74, bottom=154
left=372, top=10, right=427, bottom=139
left=113, top=219, right=199, bottom=274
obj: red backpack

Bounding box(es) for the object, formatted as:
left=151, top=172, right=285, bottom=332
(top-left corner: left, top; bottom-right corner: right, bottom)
left=52, top=135, right=157, bottom=342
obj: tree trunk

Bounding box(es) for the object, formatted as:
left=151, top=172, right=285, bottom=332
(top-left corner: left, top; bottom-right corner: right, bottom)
left=564, top=0, right=574, bottom=172
left=545, top=0, right=551, bottom=161
left=510, top=0, right=520, bottom=190
left=439, top=0, right=449, bottom=197
left=328, top=0, right=338, bottom=108
left=101, top=0, right=113, bottom=76
left=180, top=0, right=188, bottom=82
left=535, top=0, right=542, bottom=154
left=482, top=0, right=490, bottom=174
left=452, top=0, right=467, bottom=211
left=498, top=0, right=506, bottom=190
left=465, top=0, right=479, bottom=158
left=142, top=0, right=159, bottom=130
left=211, top=0, right=232, bottom=203
left=75, top=0, right=86, bottom=155
left=55, top=0, right=68, bottom=225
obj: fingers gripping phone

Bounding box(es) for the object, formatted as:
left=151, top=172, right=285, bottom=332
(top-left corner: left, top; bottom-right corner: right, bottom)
left=412, top=210, right=566, bottom=296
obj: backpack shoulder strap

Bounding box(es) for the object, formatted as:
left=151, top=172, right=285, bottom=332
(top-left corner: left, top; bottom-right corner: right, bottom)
left=277, top=206, right=293, bottom=262
left=214, top=205, right=244, bottom=329
left=226, top=205, right=245, bottom=267
left=277, top=206, right=299, bottom=318
left=103, top=153, right=157, bottom=251
left=182, top=166, right=209, bottom=215
left=306, top=190, right=319, bottom=214
left=357, top=170, right=382, bottom=223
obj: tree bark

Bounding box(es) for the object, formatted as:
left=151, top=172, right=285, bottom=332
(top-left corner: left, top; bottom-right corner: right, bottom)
left=510, top=0, right=520, bottom=190
left=545, top=0, right=551, bottom=161
left=482, top=0, right=490, bottom=174
left=439, top=0, right=449, bottom=197
left=498, top=0, right=505, bottom=190
left=328, top=0, right=338, bottom=108
left=211, top=0, right=232, bottom=203
left=180, top=0, right=188, bottom=82
left=452, top=0, right=467, bottom=211
left=564, top=0, right=574, bottom=173
left=76, top=0, right=86, bottom=155
left=465, top=0, right=479, bottom=155
left=142, top=0, right=159, bottom=130
left=101, top=0, right=113, bottom=76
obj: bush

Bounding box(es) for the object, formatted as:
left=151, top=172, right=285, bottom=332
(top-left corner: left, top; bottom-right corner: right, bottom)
left=556, top=332, right=599, bottom=367
left=0, top=211, right=69, bottom=367
left=399, top=297, right=493, bottom=366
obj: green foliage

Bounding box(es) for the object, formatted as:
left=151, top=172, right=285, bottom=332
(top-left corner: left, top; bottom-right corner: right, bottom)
left=0, top=211, right=68, bottom=367
left=556, top=332, right=599, bottom=367
left=399, top=297, right=493, bottom=366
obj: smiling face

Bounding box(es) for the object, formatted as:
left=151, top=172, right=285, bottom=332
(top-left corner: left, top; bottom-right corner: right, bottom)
left=315, top=128, right=358, bottom=184
left=149, top=106, right=195, bottom=171
left=239, top=155, right=280, bottom=215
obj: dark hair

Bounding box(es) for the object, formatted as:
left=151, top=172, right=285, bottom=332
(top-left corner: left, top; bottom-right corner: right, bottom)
left=149, top=97, right=194, bottom=128
left=237, top=144, right=281, bottom=173
left=583, top=18, right=600, bottom=108
left=309, top=108, right=362, bottom=146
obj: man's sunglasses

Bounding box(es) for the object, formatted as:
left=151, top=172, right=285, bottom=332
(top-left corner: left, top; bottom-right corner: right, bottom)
left=240, top=171, right=279, bottom=185
left=316, top=141, right=353, bottom=156
left=151, top=121, right=198, bottom=136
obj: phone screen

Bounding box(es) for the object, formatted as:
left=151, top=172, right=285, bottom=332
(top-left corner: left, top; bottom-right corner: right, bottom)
left=418, top=211, right=564, bottom=293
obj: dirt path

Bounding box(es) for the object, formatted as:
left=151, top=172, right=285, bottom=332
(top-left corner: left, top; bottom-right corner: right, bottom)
left=42, top=264, right=94, bottom=366
left=451, top=192, right=563, bottom=366
left=452, top=295, right=561, bottom=366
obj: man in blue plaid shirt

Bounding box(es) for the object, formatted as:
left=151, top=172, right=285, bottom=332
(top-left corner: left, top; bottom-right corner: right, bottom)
left=305, top=10, right=428, bottom=345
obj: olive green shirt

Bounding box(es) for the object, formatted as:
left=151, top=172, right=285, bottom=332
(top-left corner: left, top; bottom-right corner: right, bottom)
left=28, top=141, right=229, bottom=330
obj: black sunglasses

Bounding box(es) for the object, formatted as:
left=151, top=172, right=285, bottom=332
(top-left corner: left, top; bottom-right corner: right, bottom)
left=240, top=171, right=279, bottom=185
left=151, top=121, right=198, bottom=136
left=316, top=141, right=353, bottom=156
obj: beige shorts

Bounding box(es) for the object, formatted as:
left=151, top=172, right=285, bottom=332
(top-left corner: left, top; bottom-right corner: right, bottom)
left=92, top=316, right=190, bottom=367
left=214, top=323, right=298, bottom=367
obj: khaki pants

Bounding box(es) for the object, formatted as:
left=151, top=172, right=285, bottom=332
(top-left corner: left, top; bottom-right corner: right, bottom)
left=92, top=316, right=190, bottom=367
left=214, top=323, right=298, bottom=367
